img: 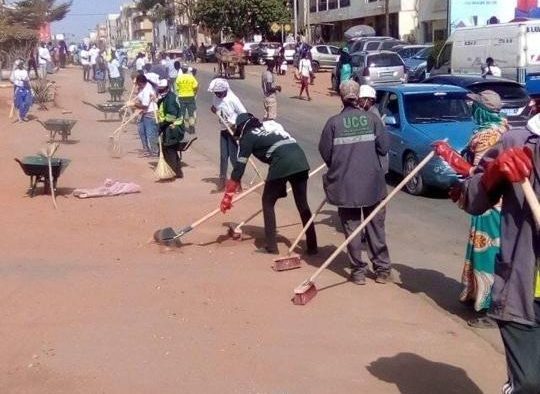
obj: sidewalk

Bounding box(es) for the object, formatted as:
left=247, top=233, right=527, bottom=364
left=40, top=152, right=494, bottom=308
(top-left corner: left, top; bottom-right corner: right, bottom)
left=0, top=67, right=505, bottom=393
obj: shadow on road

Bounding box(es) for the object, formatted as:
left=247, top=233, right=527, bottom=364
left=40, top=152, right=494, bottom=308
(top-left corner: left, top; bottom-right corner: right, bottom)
left=392, top=263, right=476, bottom=322
left=385, top=171, right=450, bottom=200
left=367, top=353, right=483, bottom=394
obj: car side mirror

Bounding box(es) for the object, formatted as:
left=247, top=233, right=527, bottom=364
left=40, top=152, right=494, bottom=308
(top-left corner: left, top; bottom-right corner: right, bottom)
left=384, top=115, right=398, bottom=126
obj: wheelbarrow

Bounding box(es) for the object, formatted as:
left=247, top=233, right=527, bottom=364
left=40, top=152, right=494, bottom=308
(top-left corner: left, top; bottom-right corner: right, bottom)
left=15, top=155, right=71, bottom=197
left=36, top=119, right=77, bottom=142
left=83, top=101, right=127, bottom=120
left=108, top=86, right=125, bottom=102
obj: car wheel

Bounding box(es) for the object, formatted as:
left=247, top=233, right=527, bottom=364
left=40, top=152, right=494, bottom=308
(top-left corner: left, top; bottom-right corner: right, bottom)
left=312, top=61, right=320, bottom=73
left=403, top=152, right=425, bottom=195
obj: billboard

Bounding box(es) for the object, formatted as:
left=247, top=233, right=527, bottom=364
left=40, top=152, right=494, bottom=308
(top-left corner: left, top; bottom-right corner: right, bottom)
left=448, top=0, right=518, bottom=33
left=515, top=0, right=540, bottom=18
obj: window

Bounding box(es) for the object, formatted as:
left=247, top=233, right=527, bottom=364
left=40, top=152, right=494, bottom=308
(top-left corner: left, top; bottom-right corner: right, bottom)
left=329, top=46, right=340, bottom=55
left=381, top=41, right=399, bottom=50
left=404, top=93, right=471, bottom=124
left=316, top=45, right=329, bottom=54
left=310, top=0, right=317, bottom=12
left=382, top=93, right=401, bottom=124
left=365, top=41, right=380, bottom=51
left=329, top=0, right=338, bottom=9
left=318, top=0, right=327, bottom=11
left=340, top=0, right=350, bottom=6
left=368, top=53, right=403, bottom=67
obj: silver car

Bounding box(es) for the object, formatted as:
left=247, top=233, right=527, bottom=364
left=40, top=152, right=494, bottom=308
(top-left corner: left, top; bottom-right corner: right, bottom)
left=310, top=45, right=340, bottom=72
left=351, top=51, right=407, bottom=87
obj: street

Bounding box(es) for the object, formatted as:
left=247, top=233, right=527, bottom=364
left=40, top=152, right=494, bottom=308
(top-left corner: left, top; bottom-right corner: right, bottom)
left=0, top=64, right=507, bottom=393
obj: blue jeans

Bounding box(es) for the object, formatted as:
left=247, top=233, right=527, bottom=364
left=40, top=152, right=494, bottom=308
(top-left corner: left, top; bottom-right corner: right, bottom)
left=219, top=130, right=238, bottom=179
left=138, top=116, right=158, bottom=155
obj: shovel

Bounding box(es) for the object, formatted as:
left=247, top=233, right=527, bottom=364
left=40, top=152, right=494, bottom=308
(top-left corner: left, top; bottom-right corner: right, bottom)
left=40, top=143, right=60, bottom=209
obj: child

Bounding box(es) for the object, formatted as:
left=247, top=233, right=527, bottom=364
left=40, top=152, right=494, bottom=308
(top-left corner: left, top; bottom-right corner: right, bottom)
left=279, top=60, right=288, bottom=76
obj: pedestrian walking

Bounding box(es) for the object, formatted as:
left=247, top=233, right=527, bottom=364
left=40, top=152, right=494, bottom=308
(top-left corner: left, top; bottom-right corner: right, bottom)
left=175, top=64, right=198, bottom=134
left=319, top=80, right=391, bottom=285
left=37, top=42, right=51, bottom=79
left=135, top=52, right=146, bottom=75
left=434, top=90, right=509, bottom=328
left=58, top=40, right=68, bottom=68
left=221, top=113, right=318, bottom=255
left=439, top=112, right=540, bottom=394
left=95, top=52, right=107, bottom=93
left=131, top=74, right=159, bottom=157
left=89, top=44, right=99, bottom=80
left=80, top=46, right=91, bottom=81
left=297, top=53, right=312, bottom=101
left=10, top=59, right=33, bottom=122
left=27, top=48, right=39, bottom=79
left=208, top=78, right=247, bottom=191
left=261, top=59, right=281, bottom=120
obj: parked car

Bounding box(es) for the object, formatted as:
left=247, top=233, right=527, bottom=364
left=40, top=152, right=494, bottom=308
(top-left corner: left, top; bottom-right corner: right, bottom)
left=243, top=42, right=259, bottom=62
left=363, top=39, right=407, bottom=52
left=351, top=51, right=407, bottom=87
left=376, top=84, right=475, bottom=195
left=347, top=36, right=394, bottom=53
left=393, top=44, right=430, bottom=60
left=404, top=46, right=433, bottom=82
left=250, top=42, right=281, bottom=65
left=422, top=74, right=536, bottom=126
left=310, top=45, right=340, bottom=72
left=283, top=42, right=296, bottom=63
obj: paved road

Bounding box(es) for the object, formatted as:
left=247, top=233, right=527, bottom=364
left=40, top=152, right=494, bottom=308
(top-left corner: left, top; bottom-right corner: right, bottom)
left=189, top=64, right=499, bottom=348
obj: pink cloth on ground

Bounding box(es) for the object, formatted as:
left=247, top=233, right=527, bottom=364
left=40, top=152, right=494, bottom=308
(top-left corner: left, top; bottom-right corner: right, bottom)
left=73, top=179, right=141, bottom=199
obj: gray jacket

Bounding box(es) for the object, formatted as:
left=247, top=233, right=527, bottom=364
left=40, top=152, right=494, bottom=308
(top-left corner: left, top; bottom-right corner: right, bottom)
left=462, top=128, right=539, bottom=326
left=319, top=105, right=389, bottom=208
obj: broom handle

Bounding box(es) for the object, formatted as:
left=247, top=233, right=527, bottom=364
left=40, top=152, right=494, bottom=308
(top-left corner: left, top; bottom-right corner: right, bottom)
left=287, top=198, right=326, bottom=255
left=119, top=82, right=136, bottom=124
left=304, top=150, right=436, bottom=285
left=234, top=163, right=327, bottom=231
left=111, top=112, right=139, bottom=136
left=216, top=112, right=264, bottom=181
left=522, top=178, right=540, bottom=229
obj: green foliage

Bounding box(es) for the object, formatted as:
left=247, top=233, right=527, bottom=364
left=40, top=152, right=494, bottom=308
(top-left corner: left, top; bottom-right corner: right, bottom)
left=136, top=0, right=166, bottom=14
left=7, top=0, right=72, bottom=30
left=194, top=0, right=290, bottom=38
left=427, top=40, right=445, bottom=71
left=31, top=79, right=56, bottom=109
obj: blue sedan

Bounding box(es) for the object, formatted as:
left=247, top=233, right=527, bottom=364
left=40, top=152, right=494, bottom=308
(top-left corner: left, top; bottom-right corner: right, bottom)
left=376, top=84, right=476, bottom=195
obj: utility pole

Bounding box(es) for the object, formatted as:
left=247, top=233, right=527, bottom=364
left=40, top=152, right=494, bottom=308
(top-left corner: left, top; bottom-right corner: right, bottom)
left=293, top=0, right=298, bottom=39
left=385, top=0, right=390, bottom=36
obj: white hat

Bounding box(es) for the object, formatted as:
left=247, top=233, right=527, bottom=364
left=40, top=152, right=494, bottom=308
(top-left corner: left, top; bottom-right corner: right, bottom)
left=208, top=78, right=229, bottom=93
left=359, top=85, right=376, bottom=99
left=158, top=79, right=168, bottom=88
left=187, top=66, right=193, bottom=73
left=145, top=72, right=160, bottom=85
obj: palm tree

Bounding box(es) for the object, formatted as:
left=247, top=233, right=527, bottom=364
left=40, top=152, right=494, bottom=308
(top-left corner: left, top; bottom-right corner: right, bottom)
left=7, top=0, right=72, bottom=30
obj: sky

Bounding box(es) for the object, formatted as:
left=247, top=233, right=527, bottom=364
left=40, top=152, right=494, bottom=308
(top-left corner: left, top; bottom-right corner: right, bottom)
left=50, top=0, right=127, bottom=41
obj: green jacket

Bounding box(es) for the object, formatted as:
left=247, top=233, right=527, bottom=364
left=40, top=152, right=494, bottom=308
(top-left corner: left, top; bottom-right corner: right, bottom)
left=157, top=91, right=185, bottom=147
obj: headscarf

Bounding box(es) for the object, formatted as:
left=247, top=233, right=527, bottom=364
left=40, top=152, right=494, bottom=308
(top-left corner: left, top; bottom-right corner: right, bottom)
left=468, top=102, right=509, bottom=161
left=471, top=101, right=505, bottom=131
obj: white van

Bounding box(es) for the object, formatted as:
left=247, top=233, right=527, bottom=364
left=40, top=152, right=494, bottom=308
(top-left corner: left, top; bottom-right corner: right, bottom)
left=431, top=21, right=540, bottom=95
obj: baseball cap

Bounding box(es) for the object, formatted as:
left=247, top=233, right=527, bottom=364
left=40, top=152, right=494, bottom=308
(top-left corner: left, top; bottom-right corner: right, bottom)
left=208, top=78, right=229, bottom=93
left=339, top=79, right=360, bottom=100
left=359, top=84, right=376, bottom=99
left=467, top=90, right=502, bottom=112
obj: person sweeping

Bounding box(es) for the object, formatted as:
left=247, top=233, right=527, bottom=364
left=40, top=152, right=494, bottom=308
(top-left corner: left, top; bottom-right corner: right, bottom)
left=10, top=59, right=33, bottom=122
left=220, top=113, right=318, bottom=255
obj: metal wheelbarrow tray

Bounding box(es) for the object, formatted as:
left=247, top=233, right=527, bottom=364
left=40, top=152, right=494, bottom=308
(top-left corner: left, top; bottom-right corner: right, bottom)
left=37, top=119, right=77, bottom=142
left=96, top=102, right=127, bottom=120
left=108, top=87, right=125, bottom=102
left=15, top=155, right=71, bottom=196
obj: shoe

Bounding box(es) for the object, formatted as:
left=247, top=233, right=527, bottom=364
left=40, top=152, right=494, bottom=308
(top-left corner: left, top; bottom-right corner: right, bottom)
left=176, top=169, right=184, bottom=179
left=254, top=247, right=279, bottom=255
left=375, top=271, right=390, bottom=284
left=467, top=316, right=497, bottom=329
left=350, top=271, right=366, bottom=285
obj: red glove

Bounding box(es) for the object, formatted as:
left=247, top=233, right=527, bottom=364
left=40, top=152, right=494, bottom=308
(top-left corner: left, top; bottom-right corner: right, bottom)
left=432, top=141, right=472, bottom=177
left=482, top=147, right=533, bottom=192
left=220, top=179, right=240, bottom=213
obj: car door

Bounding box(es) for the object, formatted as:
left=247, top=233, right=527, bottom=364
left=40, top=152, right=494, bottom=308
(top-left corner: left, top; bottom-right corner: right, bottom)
left=314, top=45, right=330, bottom=66
left=328, top=45, right=341, bottom=67
left=379, top=91, right=404, bottom=172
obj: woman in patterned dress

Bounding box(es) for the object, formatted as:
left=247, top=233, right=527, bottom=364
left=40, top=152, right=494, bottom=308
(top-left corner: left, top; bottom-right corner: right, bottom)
left=434, top=90, right=509, bottom=328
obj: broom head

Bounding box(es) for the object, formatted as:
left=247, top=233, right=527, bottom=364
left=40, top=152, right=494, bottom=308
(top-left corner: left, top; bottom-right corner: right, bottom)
left=227, top=223, right=243, bottom=240
left=272, top=253, right=302, bottom=271
left=154, top=227, right=179, bottom=243
left=108, top=134, right=122, bottom=158
left=155, top=141, right=176, bottom=181
left=292, top=281, right=317, bottom=305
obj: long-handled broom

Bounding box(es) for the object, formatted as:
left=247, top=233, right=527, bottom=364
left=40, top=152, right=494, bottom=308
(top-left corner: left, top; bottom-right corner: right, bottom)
left=522, top=178, right=540, bottom=229
left=292, top=148, right=438, bottom=305
left=227, top=164, right=327, bottom=239
left=216, top=112, right=264, bottom=183
left=108, top=112, right=140, bottom=158
left=154, top=108, right=177, bottom=181
left=154, top=178, right=267, bottom=245
left=272, top=198, right=327, bottom=271
left=41, top=143, right=60, bottom=209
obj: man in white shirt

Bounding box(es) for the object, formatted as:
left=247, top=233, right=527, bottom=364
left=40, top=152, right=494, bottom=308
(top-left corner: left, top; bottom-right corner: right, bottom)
left=482, top=57, right=502, bottom=78
left=132, top=74, right=159, bottom=157
left=135, top=52, right=146, bottom=74
left=108, top=55, right=122, bottom=87
left=79, top=46, right=91, bottom=81
left=208, top=78, right=247, bottom=190
left=297, top=53, right=313, bottom=100
left=89, top=44, right=100, bottom=80
left=37, top=42, right=51, bottom=79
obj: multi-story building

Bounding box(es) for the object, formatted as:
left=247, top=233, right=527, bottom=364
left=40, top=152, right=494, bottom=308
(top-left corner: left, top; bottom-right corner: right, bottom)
left=106, top=13, right=120, bottom=47
left=117, top=3, right=154, bottom=44
left=299, top=0, right=448, bottom=44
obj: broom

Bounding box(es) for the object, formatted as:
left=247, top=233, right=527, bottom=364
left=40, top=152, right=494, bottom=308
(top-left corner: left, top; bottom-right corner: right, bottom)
left=292, top=147, right=438, bottom=305
left=227, top=164, right=327, bottom=239
left=108, top=111, right=140, bottom=158
left=41, top=143, right=60, bottom=209
left=154, top=107, right=176, bottom=181
left=272, top=198, right=327, bottom=271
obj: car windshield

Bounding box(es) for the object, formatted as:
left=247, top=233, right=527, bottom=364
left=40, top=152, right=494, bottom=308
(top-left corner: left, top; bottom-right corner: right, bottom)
left=368, top=53, right=402, bottom=67
left=470, top=83, right=527, bottom=100
left=404, top=92, right=472, bottom=124
left=412, top=47, right=432, bottom=60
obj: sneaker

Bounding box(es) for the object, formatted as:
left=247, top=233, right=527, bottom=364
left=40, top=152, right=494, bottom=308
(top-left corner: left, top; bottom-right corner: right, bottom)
left=350, top=271, right=366, bottom=285
left=375, top=271, right=390, bottom=284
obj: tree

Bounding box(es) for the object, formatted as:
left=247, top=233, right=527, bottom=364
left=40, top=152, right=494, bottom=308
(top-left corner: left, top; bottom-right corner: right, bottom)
left=194, top=0, right=290, bottom=38
left=7, top=0, right=72, bottom=30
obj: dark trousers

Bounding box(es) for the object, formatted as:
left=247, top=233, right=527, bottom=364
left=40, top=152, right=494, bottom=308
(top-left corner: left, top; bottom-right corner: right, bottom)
left=83, top=65, right=90, bottom=81
left=219, top=130, right=238, bottom=180
left=498, top=301, right=540, bottom=394
left=162, top=143, right=182, bottom=178
left=262, top=170, right=317, bottom=252
left=338, top=205, right=391, bottom=275
left=91, top=64, right=96, bottom=80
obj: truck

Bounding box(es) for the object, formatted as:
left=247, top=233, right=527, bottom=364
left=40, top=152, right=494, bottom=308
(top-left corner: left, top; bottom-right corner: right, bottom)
left=430, top=21, right=540, bottom=97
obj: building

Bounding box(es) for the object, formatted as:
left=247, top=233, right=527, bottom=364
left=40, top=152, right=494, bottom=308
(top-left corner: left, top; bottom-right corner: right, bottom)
left=117, top=3, right=154, bottom=44
left=106, top=13, right=120, bottom=47
left=299, top=0, right=448, bottom=44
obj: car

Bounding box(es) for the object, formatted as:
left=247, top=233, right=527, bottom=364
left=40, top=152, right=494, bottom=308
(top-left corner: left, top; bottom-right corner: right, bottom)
left=310, top=45, right=340, bottom=72
left=283, top=42, right=296, bottom=63
left=404, top=46, right=433, bottom=82
left=347, top=36, right=394, bottom=53
left=376, top=84, right=476, bottom=195
left=363, top=39, right=407, bottom=52
left=351, top=51, right=406, bottom=87
left=250, top=42, right=281, bottom=65
left=422, top=74, right=536, bottom=126
left=243, top=42, right=259, bottom=61
left=392, top=45, right=431, bottom=60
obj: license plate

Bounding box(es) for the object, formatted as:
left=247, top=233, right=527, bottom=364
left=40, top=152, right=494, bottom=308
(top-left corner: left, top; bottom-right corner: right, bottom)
left=500, top=107, right=523, bottom=116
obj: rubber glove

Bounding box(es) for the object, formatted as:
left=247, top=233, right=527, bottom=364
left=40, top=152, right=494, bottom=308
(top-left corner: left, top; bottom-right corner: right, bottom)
left=432, top=141, right=472, bottom=177
left=220, top=179, right=240, bottom=213
left=482, top=147, right=533, bottom=192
